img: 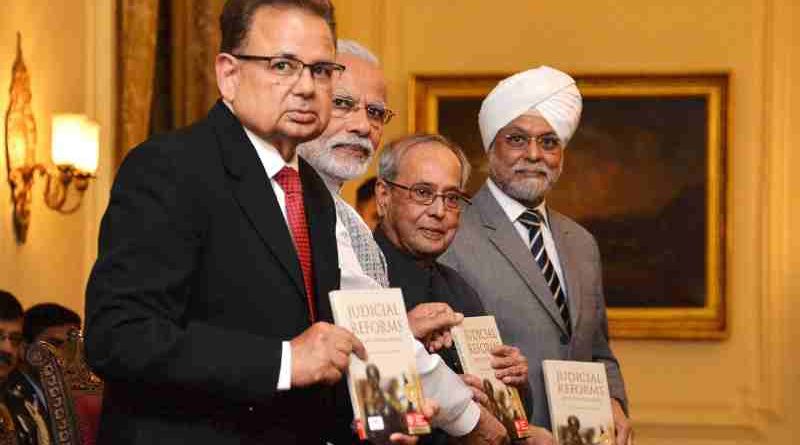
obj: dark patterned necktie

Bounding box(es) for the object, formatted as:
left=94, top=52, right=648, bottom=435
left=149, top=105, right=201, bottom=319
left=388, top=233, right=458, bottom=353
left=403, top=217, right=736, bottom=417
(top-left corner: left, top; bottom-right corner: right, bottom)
left=275, top=166, right=316, bottom=322
left=518, top=209, right=571, bottom=335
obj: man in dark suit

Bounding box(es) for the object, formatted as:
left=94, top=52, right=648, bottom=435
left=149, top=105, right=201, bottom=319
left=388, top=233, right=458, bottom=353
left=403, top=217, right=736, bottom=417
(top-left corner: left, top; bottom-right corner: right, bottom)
left=440, top=67, right=632, bottom=445
left=84, top=1, right=369, bottom=443
left=372, top=134, right=561, bottom=445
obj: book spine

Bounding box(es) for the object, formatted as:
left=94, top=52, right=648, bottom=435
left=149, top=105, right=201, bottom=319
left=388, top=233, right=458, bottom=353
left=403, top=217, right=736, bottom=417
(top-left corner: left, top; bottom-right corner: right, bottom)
left=328, top=293, right=368, bottom=440
left=541, top=361, right=562, bottom=445
left=450, top=325, right=472, bottom=374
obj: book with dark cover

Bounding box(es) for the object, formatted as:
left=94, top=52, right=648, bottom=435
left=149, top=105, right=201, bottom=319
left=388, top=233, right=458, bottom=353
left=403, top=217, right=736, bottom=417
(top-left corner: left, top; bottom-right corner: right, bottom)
left=451, top=315, right=531, bottom=440
left=542, top=360, right=615, bottom=445
left=329, top=288, right=430, bottom=443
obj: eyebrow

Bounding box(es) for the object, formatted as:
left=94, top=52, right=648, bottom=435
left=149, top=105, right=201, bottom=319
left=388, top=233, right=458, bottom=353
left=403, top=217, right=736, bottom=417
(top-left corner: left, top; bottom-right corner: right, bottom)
left=413, top=181, right=461, bottom=192
left=503, top=126, right=557, bottom=136
left=332, top=92, right=388, bottom=108
left=272, top=52, right=335, bottom=64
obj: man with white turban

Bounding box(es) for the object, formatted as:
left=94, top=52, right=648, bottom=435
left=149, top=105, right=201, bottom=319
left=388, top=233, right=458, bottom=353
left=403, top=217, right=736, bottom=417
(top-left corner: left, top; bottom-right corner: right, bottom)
left=441, top=66, right=632, bottom=445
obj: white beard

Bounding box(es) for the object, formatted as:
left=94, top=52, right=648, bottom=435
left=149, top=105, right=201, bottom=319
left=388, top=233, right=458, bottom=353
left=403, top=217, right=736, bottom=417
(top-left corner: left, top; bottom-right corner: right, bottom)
left=298, top=134, right=374, bottom=184
left=488, top=152, right=563, bottom=206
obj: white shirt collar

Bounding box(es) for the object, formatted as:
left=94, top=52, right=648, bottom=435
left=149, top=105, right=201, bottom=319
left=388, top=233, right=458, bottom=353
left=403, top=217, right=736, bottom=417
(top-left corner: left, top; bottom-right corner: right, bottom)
left=226, top=100, right=299, bottom=176
left=486, top=178, right=549, bottom=226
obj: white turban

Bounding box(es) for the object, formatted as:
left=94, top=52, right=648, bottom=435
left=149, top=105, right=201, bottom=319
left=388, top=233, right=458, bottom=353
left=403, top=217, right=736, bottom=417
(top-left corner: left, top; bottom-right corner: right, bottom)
left=478, top=66, right=582, bottom=150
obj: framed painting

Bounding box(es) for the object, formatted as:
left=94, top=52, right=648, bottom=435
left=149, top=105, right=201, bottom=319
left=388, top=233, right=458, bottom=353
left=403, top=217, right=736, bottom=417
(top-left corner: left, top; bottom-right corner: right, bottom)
left=410, top=73, right=728, bottom=339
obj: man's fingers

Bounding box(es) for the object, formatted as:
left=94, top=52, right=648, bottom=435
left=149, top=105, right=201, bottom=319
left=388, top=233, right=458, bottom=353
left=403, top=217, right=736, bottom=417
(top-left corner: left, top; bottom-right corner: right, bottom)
left=496, top=364, right=527, bottom=378
left=460, top=373, right=483, bottom=389
left=389, top=433, right=419, bottom=444
left=322, top=367, right=342, bottom=385
left=420, top=399, right=439, bottom=419
left=343, top=331, right=368, bottom=360
left=500, top=375, right=527, bottom=386
left=470, top=387, right=489, bottom=406
left=330, top=349, right=351, bottom=371
left=616, top=423, right=631, bottom=445
left=490, top=344, right=516, bottom=356
left=440, top=331, right=453, bottom=348
left=409, top=303, right=462, bottom=339
left=427, top=334, right=444, bottom=352
left=490, top=354, right=520, bottom=369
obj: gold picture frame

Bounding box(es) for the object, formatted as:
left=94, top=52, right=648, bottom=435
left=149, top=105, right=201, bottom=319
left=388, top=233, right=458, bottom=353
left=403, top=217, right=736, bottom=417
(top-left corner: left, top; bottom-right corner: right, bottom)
left=410, top=73, right=728, bottom=340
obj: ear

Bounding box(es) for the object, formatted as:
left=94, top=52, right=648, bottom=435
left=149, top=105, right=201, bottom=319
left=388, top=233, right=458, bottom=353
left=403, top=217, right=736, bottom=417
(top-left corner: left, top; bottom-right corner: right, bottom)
left=374, top=180, right=391, bottom=218
left=215, top=53, right=240, bottom=103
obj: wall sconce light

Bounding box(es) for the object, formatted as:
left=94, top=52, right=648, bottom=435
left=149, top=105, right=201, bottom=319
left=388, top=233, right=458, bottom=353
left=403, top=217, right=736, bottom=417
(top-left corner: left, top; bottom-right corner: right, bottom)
left=4, top=32, right=99, bottom=244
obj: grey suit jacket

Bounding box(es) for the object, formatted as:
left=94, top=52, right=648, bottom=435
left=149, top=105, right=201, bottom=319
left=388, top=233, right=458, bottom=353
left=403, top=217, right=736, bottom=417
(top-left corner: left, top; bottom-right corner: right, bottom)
left=440, top=184, right=627, bottom=429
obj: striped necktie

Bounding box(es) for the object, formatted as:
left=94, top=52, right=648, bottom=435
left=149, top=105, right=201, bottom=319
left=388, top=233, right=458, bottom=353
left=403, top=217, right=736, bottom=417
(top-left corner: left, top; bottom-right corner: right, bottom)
left=518, top=209, right=571, bottom=335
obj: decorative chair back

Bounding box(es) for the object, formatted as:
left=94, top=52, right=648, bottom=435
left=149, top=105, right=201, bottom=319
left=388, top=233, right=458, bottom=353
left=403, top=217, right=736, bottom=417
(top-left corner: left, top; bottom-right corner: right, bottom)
left=25, top=329, right=103, bottom=445
left=0, top=404, right=17, bottom=445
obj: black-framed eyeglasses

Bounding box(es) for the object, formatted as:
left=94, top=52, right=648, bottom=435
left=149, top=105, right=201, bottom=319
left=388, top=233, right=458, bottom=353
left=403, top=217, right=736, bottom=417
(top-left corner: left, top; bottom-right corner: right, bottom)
left=501, top=131, right=562, bottom=152
left=331, top=94, right=395, bottom=127
left=230, top=54, right=346, bottom=84
left=383, top=180, right=471, bottom=211
left=0, top=331, right=23, bottom=347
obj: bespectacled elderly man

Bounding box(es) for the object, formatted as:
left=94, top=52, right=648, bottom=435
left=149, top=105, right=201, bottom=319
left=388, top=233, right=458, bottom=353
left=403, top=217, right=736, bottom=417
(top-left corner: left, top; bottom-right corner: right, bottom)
left=85, top=1, right=374, bottom=443
left=440, top=66, right=633, bottom=445
left=299, top=41, right=553, bottom=444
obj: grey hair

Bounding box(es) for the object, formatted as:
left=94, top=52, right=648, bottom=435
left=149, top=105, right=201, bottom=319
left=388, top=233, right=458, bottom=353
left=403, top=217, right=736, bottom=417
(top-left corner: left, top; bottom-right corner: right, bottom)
left=378, top=133, right=471, bottom=189
left=336, top=39, right=379, bottom=65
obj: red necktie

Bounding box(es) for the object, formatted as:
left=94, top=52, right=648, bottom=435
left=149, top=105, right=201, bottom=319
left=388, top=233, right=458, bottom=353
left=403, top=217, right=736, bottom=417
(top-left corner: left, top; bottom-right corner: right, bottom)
left=274, top=166, right=316, bottom=322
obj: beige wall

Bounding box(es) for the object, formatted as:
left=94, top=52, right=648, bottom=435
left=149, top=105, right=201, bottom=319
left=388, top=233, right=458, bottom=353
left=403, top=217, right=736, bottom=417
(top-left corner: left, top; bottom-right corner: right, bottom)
left=336, top=0, right=798, bottom=443
left=0, top=0, right=115, bottom=319
left=0, top=1, right=797, bottom=443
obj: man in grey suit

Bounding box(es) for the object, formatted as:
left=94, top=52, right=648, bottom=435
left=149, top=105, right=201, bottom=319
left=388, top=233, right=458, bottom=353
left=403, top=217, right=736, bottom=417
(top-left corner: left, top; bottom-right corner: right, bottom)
left=440, top=66, right=632, bottom=445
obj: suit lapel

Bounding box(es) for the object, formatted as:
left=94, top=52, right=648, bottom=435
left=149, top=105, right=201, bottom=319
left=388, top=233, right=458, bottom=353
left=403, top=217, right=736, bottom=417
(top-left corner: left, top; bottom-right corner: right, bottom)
left=473, top=186, right=569, bottom=335
left=548, top=210, right=582, bottom=332
left=300, top=158, right=338, bottom=323
left=209, top=101, right=306, bottom=300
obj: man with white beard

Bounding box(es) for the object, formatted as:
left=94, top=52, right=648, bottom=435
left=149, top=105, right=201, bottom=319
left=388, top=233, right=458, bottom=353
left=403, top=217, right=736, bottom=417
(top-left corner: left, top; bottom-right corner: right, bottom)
left=299, top=41, right=555, bottom=445
left=440, top=67, right=633, bottom=445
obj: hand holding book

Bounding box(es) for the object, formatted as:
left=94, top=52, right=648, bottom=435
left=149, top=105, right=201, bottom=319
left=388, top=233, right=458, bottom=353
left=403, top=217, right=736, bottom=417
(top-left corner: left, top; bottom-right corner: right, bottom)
left=386, top=399, right=439, bottom=445
left=406, top=302, right=464, bottom=352
left=289, top=321, right=367, bottom=387
left=489, top=344, right=529, bottom=388
left=451, top=316, right=532, bottom=440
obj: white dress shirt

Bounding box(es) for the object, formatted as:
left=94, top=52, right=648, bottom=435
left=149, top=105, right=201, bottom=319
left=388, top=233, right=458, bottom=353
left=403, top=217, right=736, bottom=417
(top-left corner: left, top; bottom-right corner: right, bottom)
left=487, top=178, right=568, bottom=297
left=242, top=127, right=297, bottom=391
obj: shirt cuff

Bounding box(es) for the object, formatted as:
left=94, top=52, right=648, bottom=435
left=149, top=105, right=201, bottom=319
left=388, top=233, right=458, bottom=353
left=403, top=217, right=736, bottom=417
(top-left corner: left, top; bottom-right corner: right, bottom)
left=440, top=401, right=480, bottom=437
left=414, top=339, right=479, bottom=436
left=277, top=341, right=292, bottom=390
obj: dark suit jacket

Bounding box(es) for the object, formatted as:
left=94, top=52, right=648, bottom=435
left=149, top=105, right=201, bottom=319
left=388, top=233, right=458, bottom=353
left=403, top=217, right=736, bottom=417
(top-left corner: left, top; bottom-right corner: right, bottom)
left=85, top=101, right=347, bottom=444
left=374, top=225, right=533, bottom=443
left=440, top=184, right=627, bottom=430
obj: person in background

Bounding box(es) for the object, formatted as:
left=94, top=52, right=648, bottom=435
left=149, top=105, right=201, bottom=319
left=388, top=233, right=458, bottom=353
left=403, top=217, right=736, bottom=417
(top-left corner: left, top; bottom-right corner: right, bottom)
left=0, top=291, right=50, bottom=445
left=23, top=303, right=81, bottom=351
left=356, top=176, right=379, bottom=230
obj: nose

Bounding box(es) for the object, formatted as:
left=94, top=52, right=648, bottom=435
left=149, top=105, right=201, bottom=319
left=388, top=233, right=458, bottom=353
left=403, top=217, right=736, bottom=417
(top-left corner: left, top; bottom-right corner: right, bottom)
left=0, top=338, right=15, bottom=353
left=426, top=195, right=447, bottom=219
left=524, top=140, right=544, bottom=162
left=346, top=105, right=371, bottom=137
left=291, top=66, right=316, bottom=97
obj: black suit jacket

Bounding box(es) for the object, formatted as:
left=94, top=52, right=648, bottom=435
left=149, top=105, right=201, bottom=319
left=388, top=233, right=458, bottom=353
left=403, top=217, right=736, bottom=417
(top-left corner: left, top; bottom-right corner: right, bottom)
left=85, top=101, right=346, bottom=444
